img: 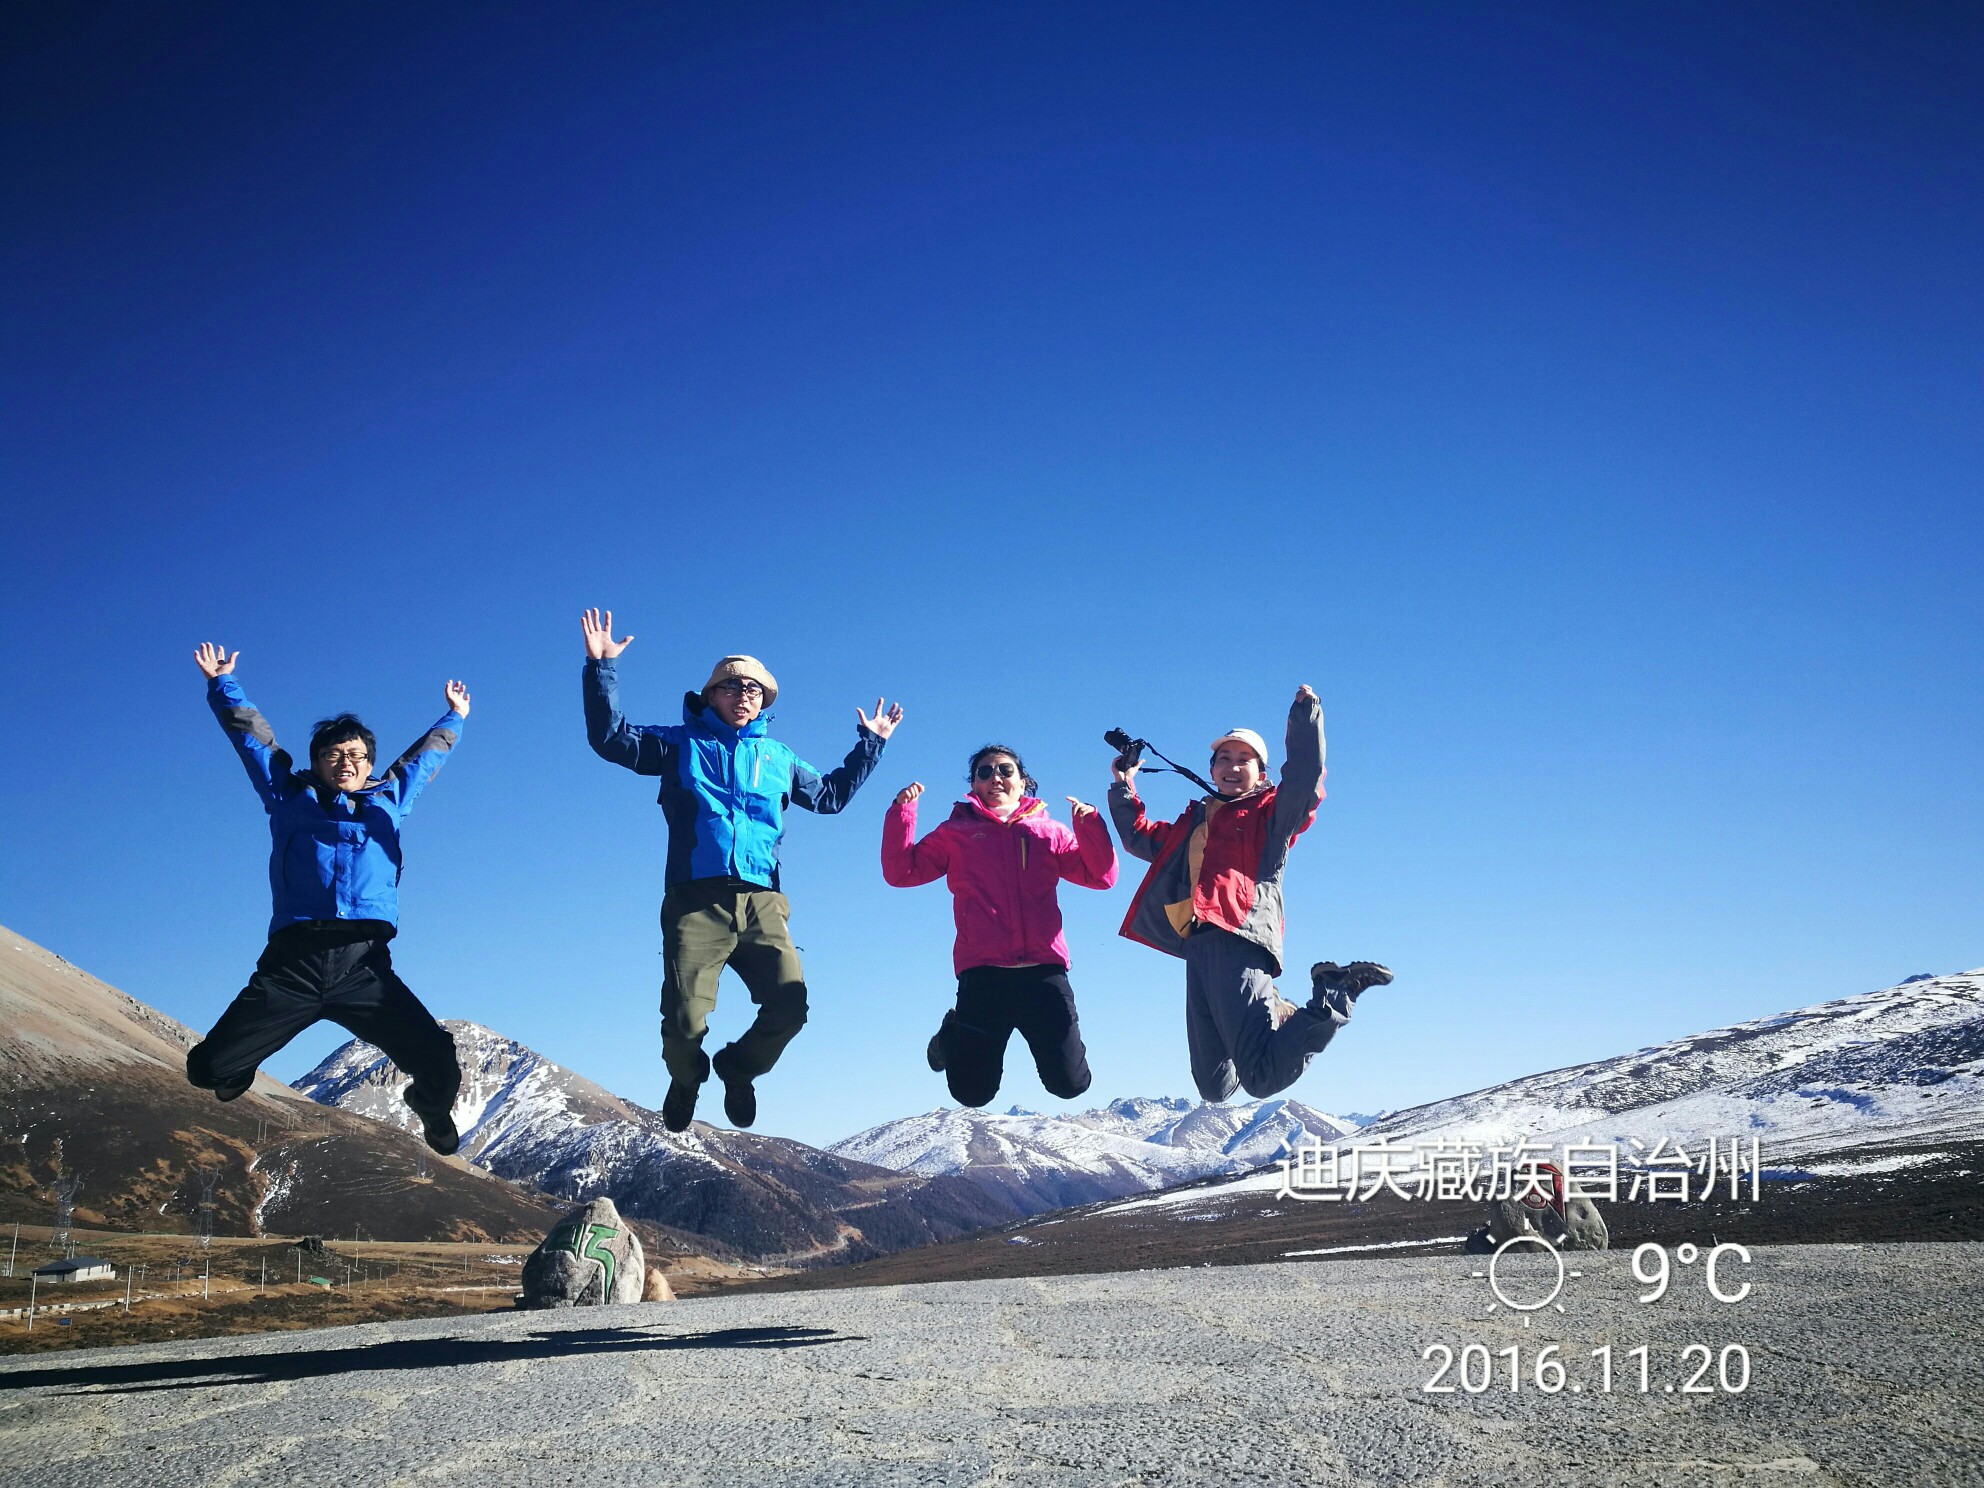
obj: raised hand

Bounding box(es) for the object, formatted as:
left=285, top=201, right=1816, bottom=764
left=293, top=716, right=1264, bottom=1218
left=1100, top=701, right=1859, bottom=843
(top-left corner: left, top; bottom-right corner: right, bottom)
left=894, top=782, right=924, bottom=806
left=194, top=642, right=239, bottom=679
left=1295, top=684, right=1318, bottom=706
left=1111, top=753, right=1140, bottom=786
left=444, top=680, right=472, bottom=717
left=858, top=698, right=905, bottom=739
left=1065, top=795, right=1096, bottom=818
left=582, top=608, right=635, bottom=661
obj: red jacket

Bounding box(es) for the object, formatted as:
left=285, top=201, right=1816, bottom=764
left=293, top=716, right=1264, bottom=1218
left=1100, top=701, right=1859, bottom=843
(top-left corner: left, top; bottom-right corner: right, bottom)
left=883, top=796, right=1117, bottom=975
left=1109, top=692, right=1325, bottom=974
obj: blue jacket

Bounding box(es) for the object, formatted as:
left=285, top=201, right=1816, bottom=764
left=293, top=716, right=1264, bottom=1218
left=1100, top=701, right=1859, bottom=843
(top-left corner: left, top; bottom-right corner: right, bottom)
left=208, top=674, right=465, bottom=936
left=583, top=658, right=883, bottom=890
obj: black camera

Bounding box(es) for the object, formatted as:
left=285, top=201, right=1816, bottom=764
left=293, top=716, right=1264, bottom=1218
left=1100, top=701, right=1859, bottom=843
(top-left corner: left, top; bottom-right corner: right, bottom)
left=1104, top=728, right=1146, bottom=771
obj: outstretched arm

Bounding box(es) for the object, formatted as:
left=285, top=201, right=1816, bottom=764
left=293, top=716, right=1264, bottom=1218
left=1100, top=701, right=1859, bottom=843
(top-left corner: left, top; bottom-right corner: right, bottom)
left=1053, top=798, right=1119, bottom=889
left=789, top=705, right=894, bottom=814
left=1271, top=683, right=1326, bottom=843
left=381, top=681, right=469, bottom=811
left=880, top=784, right=952, bottom=886
left=580, top=609, right=672, bottom=774
left=197, top=643, right=288, bottom=811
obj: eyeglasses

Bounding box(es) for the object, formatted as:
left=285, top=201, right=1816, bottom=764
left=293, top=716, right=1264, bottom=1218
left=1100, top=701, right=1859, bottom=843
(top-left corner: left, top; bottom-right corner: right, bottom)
left=712, top=679, right=765, bottom=699
left=315, top=747, right=371, bottom=766
left=973, top=762, right=1019, bottom=781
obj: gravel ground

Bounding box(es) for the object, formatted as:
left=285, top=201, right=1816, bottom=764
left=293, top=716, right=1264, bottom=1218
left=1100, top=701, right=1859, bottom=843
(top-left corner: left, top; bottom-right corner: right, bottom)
left=2, top=1242, right=1979, bottom=1487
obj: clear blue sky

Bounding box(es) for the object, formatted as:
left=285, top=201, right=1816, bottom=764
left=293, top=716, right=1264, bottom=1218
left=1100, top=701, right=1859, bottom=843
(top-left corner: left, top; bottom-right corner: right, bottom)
left=4, top=3, right=1979, bottom=1149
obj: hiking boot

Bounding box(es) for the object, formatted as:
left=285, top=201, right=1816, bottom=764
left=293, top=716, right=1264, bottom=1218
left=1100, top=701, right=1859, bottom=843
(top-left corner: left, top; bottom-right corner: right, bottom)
left=416, top=1108, right=461, bottom=1157
left=213, top=1078, right=252, bottom=1103
left=1309, top=960, right=1394, bottom=1018
left=1312, top=960, right=1394, bottom=997
left=711, top=1047, right=756, bottom=1130
left=927, top=1010, right=956, bottom=1072
left=661, top=1078, right=700, bottom=1133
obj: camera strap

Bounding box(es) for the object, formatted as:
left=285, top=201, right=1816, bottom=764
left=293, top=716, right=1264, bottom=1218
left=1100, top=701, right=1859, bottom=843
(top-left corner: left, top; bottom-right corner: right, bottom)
left=1137, top=743, right=1221, bottom=798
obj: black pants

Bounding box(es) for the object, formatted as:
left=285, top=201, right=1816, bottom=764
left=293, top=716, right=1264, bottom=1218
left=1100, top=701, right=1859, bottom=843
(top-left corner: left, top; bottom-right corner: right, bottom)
left=185, top=923, right=461, bottom=1117
left=938, top=965, right=1092, bottom=1108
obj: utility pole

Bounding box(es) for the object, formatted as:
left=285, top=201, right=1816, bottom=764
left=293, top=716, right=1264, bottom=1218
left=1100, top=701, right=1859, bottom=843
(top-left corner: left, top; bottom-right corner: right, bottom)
left=202, top=1254, right=211, bottom=1300
left=124, top=1266, right=133, bottom=1313
left=295, top=1249, right=302, bottom=1285
left=260, top=1256, right=267, bottom=1293
left=26, top=1272, right=37, bottom=1331
left=4, top=1221, right=17, bottom=1277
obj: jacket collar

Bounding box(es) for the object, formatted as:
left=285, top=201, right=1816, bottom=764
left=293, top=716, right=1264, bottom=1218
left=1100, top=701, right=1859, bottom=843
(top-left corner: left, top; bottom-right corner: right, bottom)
left=952, top=796, right=1045, bottom=826
left=681, top=691, right=770, bottom=740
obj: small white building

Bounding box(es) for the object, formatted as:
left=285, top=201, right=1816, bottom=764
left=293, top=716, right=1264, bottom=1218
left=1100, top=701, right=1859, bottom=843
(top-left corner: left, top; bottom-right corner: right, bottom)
left=33, top=1257, right=114, bottom=1284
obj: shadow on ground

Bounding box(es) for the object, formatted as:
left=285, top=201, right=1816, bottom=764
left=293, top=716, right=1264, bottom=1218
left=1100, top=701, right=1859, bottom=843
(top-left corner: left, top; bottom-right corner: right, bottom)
left=0, top=1325, right=862, bottom=1396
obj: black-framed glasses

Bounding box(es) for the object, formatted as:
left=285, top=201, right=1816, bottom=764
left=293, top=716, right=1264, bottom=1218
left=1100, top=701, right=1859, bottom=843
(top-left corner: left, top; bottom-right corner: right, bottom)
left=973, top=762, right=1019, bottom=781
left=315, top=746, right=371, bottom=766
left=712, top=679, right=765, bottom=699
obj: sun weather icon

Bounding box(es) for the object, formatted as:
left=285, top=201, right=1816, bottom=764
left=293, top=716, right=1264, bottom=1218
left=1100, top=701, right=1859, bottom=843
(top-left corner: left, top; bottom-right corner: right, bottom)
left=1471, top=1234, right=1584, bottom=1326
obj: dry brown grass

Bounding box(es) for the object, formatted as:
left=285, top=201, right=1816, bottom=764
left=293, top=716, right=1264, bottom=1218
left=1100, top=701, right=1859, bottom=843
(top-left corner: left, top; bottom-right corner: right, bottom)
left=0, top=1223, right=781, bottom=1355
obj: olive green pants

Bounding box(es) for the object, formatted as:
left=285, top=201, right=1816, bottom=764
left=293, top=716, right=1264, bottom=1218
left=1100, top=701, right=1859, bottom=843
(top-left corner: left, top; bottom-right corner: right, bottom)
left=659, top=878, right=809, bottom=1086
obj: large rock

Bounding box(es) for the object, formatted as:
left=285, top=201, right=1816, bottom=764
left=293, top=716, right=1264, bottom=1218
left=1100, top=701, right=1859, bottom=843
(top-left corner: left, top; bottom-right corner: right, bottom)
left=1464, top=1163, right=1610, bottom=1254
left=519, top=1197, right=645, bottom=1308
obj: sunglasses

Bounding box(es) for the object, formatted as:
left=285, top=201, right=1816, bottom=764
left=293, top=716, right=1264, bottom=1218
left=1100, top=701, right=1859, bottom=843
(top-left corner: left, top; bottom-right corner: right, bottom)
left=973, top=762, right=1020, bottom=781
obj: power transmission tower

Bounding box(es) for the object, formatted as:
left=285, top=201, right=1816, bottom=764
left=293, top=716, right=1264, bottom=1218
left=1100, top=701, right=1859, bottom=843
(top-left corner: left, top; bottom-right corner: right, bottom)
left=51, top=1172, right=82, bottom=1254
left=193, top=1165, right=221, bottom=1249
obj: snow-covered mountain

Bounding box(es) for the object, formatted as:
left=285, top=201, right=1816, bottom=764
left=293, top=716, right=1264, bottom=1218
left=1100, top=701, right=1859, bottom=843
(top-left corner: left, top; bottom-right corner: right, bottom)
left=1076, top=968, right=1984, bottom=1223
left=296, top=1022, right=1018, bottom=1263
left=1355, top=967, right=1984, bottom=1162
left=829, top=1095, right=1359, bottom=1210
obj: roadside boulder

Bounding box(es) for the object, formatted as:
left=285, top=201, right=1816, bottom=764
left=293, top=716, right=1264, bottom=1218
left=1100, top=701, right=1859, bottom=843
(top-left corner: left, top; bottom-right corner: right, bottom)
left=519, top=1197, right=645, bottom=1308
left=1465, top=1162, right=1608, bottom=1253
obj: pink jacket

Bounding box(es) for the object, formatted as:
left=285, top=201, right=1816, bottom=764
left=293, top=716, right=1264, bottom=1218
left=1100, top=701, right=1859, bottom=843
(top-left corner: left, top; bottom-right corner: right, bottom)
left=882, top=796, right=1119, bottom=975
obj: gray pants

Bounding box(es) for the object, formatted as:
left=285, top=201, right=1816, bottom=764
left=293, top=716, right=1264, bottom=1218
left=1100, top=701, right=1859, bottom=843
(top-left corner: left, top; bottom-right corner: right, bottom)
left=1184, top=927, right=1347, bottom=1102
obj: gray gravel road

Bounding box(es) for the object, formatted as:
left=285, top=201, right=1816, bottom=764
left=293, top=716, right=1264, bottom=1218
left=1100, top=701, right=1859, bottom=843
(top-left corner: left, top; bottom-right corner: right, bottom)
left=2, top=1242, right=1979, bottom=1487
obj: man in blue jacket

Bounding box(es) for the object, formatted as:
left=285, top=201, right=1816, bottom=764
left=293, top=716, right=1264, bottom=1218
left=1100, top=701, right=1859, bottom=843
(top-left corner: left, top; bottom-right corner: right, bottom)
left=186, top=642, right=469, bottom=1155
left=581, top=608, right=902, bottom=1132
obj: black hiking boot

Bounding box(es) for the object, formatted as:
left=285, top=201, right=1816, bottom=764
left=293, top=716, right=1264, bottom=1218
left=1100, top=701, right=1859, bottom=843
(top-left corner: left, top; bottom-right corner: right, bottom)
left=416, top=1107, right=461, bottom=1157
left=662, top=1078, right=700, bottom=1133
left=711, top=1047, right=756, bottom=1130
left=1309, top=960, right=1394, bottom=1019
left=927, top=1010, right=956, bottom=1072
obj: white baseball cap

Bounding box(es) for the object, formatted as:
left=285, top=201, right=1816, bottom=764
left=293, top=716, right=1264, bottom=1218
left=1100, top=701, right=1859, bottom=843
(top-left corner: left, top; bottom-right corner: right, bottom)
left=1209, top=727, right=1269, bottom=769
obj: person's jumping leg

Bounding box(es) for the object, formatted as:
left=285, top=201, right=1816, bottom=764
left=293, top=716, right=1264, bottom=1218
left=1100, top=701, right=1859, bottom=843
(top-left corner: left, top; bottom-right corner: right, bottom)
left=1188, top=929, right=1345, bottom=1100
left=660, top=881, right=737, bottom=1131
left=711, top=889, right=808, bottom=1128
left=1011, top=968, right=1092, bottom=1101
left=186, top=938, right=338, bottom=1100
left=943, top=968, right=1023, bottom=1107
left=1183, top=947, right=1240, bottom=1103
left=324, top=941, right=464, bottom=1154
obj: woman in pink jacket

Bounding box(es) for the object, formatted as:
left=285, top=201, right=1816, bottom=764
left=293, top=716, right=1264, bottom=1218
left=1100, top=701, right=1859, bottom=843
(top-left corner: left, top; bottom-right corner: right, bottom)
left=883, top=744, right=1118, bottom=1107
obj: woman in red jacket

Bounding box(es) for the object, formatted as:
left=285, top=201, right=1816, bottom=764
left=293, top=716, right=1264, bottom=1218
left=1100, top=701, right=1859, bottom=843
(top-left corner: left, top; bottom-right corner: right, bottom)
left=882, top=744, right=1118, bottom=1107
